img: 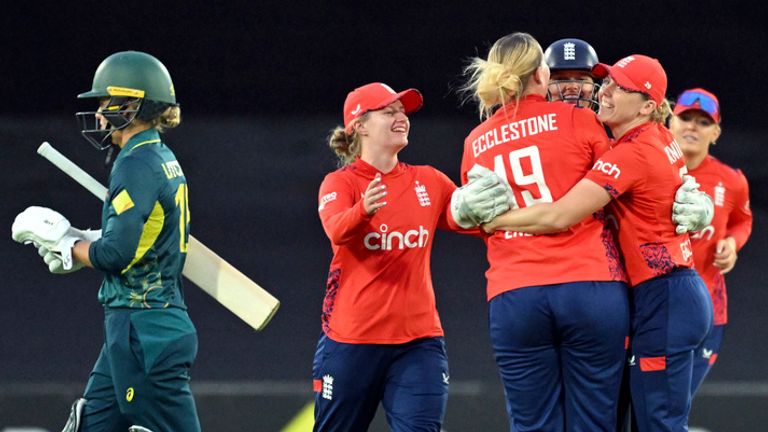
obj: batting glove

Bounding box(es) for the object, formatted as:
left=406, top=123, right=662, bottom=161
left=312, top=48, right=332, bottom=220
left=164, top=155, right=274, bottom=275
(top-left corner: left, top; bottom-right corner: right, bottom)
left=11, top=206, right=100, bottom=271
left=451, top=165, right=515, bottom=229
left=672, top=175, right=714, bottom=234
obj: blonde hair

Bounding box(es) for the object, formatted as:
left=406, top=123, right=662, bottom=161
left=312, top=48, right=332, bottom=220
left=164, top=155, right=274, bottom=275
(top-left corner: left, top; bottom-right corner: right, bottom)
left=328, top=113, right=370, bottom=166
left=461, top=32, right=543, bottom=119
left=150, top=105, right=182, bottom=131
left=650, top=98, right=672, bottom=124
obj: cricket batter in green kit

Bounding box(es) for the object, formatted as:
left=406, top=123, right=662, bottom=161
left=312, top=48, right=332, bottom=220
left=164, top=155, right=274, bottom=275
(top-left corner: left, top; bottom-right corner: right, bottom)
left=11, top=51, right=200, bottom=431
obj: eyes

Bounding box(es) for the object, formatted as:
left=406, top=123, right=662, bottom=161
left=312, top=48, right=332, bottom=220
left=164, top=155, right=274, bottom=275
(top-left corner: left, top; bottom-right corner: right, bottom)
left=678, top=112, right=714, bottom=127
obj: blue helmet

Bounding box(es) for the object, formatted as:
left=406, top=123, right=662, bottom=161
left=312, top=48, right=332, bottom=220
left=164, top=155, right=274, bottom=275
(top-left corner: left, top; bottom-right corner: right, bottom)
left=544, top=38, right=600, bottom=110
left=544, top=38, right=599, bottom=72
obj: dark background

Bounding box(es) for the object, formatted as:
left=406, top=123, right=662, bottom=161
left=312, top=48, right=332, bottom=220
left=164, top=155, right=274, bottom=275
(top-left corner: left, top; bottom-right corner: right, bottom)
left=1, top=2, right=766, bottom=430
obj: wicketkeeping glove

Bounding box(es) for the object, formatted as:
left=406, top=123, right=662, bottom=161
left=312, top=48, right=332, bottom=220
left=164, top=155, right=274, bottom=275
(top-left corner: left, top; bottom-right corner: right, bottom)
left=11, top=206, right=101, bottom=271
left=672, top=175, right=714, bottom=234
left=451, top=165, right=516, bottom=229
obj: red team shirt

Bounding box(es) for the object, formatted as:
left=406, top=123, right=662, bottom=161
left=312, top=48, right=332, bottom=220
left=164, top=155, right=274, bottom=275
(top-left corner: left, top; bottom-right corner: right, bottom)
left=687, top=155, right=752, bottom=325
left=461, top=95, right=625, bottom=301
left=585, top=122, right=694, bottom=286
left=317, top=158, right=457, bottom=344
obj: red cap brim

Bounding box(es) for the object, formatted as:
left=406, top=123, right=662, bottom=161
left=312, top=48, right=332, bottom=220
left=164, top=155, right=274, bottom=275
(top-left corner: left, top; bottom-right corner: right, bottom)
left=673, top=104, right=719, bottom=123
left=592, top=63, right=643, bottom=93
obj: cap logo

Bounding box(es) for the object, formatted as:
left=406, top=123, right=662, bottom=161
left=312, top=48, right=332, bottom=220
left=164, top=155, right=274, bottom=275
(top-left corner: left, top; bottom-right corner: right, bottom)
left=615, top=56, right=636, bottom=68
left=379, top=83, right=397, bottom=94
left=563, top=42, right=576, bottom=60
left=644, top=81, right=652, bottom=89
left=350, top=104, right=362, bottom=115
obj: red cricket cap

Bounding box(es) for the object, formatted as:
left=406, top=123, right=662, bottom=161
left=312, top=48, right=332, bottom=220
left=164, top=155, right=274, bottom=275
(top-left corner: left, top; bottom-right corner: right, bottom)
left=343, top=83, right=423, bottom=133
left=592, top=55, right=667, bottom=105
left=673, top=88, right=721, bottom=123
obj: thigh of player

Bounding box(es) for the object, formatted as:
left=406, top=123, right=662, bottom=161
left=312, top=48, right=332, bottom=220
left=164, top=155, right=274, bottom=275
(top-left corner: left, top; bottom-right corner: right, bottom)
left=552, top=281, right=629, bottom=432
left=80, top=344, right=132, bottom=432
left=312, top=334, right=388, bottom=431
left=489, top=286, right=563, bottom=431
left=105, top=309, right=200, bottom=432
left=381, top=337, right=449, bottom=432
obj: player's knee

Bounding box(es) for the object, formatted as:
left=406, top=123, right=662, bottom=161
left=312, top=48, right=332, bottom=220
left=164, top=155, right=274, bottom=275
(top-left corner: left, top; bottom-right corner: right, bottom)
left=62, top=398, right=87, bottom=432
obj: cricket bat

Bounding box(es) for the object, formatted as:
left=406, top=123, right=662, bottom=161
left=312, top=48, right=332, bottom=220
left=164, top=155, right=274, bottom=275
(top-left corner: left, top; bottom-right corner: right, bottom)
left=37, top=141, right=280, bottom=331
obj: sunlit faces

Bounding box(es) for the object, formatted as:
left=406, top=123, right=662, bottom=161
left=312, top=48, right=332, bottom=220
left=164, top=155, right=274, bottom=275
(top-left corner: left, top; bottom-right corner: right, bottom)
left=669, top=110, right=721, bottom=156
left=597, top=76, right=654, bottom=136
left=548, top=70, right=596, bottom=108
left=356, top=100, right=410, bottom=150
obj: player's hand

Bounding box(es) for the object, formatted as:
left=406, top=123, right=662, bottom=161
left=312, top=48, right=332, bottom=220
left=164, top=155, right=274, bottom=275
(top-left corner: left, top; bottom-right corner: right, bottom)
left=713, top=237, right=737, bottom=274
left=11, top=206, right=96, bottom=270
left=672, top=175, right=714, bottom=234
left=363, top=173, right=387, bottom=215
left=37, top=244, right=84, bottom=274
left=451, top=165, right=513, bottom=229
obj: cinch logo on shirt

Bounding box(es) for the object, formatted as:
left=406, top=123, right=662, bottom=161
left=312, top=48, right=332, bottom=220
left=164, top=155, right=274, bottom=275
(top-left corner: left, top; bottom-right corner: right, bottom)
left=363, top=224, right=429, bottom=251
left=592, top=159, right=621, bottom=179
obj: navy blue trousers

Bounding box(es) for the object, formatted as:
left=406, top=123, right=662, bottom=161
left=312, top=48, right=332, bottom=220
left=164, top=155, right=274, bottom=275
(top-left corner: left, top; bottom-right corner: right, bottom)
left=629, top=269, right=713, bottom=432
left=691, top=324, right=724, bottom=397
left=489, top=281, right=629, bottom=432
left=312, top=335, right=449, bottom=432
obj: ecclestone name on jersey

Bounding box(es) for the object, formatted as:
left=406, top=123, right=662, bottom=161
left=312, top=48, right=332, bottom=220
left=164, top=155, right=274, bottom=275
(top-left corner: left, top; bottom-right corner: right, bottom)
left=472, top=113, right=558, bottom=157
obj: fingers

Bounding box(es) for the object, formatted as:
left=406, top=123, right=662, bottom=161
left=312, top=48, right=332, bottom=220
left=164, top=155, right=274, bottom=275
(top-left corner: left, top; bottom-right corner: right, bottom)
left=364, top=174, right=387, bottom=215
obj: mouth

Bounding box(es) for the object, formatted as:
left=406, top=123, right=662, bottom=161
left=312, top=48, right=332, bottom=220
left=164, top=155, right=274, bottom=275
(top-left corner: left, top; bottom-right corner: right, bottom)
left=681, top=134, right=698, bottom=143
left=392, top=124, right=408, bottom=133
left=598, top=98, right=614, bottom=116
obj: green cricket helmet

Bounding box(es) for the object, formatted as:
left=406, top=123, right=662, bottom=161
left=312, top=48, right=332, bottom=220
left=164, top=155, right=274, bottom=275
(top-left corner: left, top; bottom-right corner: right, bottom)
left=76, top=51, right=178, bottom=150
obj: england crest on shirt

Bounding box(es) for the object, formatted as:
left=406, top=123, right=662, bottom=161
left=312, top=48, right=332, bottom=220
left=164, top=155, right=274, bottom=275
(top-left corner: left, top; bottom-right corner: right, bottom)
left=714, top=182, right=725, bottom=207
left=414, top=181, right=431, bottom=207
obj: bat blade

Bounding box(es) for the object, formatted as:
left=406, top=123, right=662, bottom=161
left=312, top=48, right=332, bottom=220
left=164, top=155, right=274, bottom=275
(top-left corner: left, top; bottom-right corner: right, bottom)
left=37, top=142, right=279, bottom=330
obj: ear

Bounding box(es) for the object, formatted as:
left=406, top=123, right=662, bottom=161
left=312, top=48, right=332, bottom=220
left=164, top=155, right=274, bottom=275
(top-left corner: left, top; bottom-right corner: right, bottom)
left=711, top=124, right=722, bottom=144
left=639, top=99, right=657, bottom=116
left=533, top=65, right=548, bottom=85
left=354, top=120, right=367, bottom=136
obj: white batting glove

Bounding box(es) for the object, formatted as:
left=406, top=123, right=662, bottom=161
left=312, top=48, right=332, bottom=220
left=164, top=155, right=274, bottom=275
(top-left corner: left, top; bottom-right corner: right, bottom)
left=11, top=206, right=99, bottom=270
left=37, top=244, right=84, bottom=274
left=672, top=175, right=714, bottom=234
left=451, top=165, right=514, bottom=229
left=467, top=165, right=517, bottom=207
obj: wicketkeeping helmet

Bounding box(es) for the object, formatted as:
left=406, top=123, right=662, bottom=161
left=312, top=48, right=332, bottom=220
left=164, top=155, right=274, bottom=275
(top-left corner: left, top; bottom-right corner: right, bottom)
left=76, top=51, right=178, bottom=150
left=544, top=38, right=601, bottom=110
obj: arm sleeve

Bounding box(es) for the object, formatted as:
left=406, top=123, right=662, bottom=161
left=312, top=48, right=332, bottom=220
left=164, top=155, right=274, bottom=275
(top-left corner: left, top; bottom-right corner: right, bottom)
left=318, top=173, right=373, bottom=245
left=89, top=157, right=160, bottom=273
left=583, top=143, right=644, bottom=199
left=727, top=169, right=753, bottom=250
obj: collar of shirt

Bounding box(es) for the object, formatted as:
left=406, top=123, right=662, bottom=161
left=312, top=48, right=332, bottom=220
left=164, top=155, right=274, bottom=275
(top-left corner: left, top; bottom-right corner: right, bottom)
left=349, top=157, right=407, bottom=179
left=492, top=94, right=547, bottom=119
left=615, top=121, right=654, bottom=144
left=119, top=128, right=162, bottom=159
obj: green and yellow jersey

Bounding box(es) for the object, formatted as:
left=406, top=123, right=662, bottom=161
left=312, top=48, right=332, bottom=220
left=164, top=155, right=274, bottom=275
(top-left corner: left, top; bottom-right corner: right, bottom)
left=89, top=129, right=190, bottom=309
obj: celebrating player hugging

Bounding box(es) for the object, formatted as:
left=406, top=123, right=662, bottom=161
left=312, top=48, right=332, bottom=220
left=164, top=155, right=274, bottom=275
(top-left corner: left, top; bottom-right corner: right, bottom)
left=480, top=38, right=717, bottom=430
left=12, top=51, right=200, bottom=432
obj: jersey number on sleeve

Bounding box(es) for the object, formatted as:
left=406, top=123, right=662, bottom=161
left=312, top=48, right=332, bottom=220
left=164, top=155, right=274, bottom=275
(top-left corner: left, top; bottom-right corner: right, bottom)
left=492, top=146, right=553, bottom=208
left=175, top=183, right=190, bottom=252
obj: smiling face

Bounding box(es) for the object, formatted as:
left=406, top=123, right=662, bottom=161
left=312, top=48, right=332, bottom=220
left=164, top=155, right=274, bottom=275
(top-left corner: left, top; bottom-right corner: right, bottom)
left=357, top=100, right=410, bottom=152
left=596, top=76, right=655, bottom=138
left=669, top=110, right=721, bottom=158
left=548, top=70, right=597, bottom=108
